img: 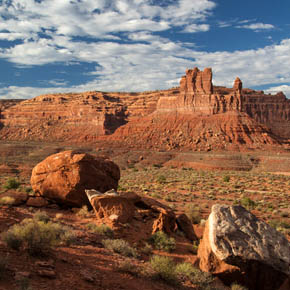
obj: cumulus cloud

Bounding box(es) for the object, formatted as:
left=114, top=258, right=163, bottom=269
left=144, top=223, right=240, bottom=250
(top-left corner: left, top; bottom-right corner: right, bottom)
left=0, top=0, right=289, bottom=100
left=265, top=85, right=290, bottom=97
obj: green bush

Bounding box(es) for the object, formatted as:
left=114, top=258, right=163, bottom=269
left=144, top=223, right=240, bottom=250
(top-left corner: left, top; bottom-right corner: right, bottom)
left=117, top=258, right=140, bottom=276
left=24, top=187, right=33, bottom=194
left=86, top=223, right=114, bottom=238
left=2, top=217, right=75, bottom=255
left=102, top=239, right=138, bottom=257
left=140, top=242, right=153, bottom=255
left=150, top=231, right=176, bottom=252
left=33, top=211, right=50, bottom=223
left=175, top=262, right=213, bottom=289
left=157, top=175, right=166, bottom=184
left=175, top=262, right=195, bottom=278
left=223, top=175, right=230, bottom=182
left=269, top=219, right=290, bottom=235
left=231, top=283, right=248, bottom=290
left=185, top=204, right=202, bottom=224
left=0, top=196, right=15, bottom=206
left=240, top=197, right=256, bottom=210
left=76, top=205, right=90, bottom=218
left=3, top=178, right=20, bottom=190
left=149, top=255, right=177, bottom=283
left=191, top=240, right=199, bottom=254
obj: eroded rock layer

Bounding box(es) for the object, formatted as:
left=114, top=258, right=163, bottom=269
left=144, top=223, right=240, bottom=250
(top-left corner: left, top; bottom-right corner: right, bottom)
left=0, top=67, right=289, bottom=150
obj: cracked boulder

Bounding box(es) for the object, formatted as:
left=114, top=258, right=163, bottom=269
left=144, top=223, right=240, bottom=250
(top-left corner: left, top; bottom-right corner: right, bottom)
left=198, top=204, right=290, bottom=290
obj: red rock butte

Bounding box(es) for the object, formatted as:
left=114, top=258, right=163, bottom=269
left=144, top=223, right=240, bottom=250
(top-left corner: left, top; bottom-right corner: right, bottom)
left=0, top=67, right=289, bottom=151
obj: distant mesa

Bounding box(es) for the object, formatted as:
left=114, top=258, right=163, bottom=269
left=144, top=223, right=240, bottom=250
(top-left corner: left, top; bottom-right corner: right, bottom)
left=0, top=67, right=289, bottom=151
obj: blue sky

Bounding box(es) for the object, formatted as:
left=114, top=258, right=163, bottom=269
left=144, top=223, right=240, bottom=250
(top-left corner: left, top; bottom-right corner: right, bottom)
left=0, top=0, right=289, bottom=99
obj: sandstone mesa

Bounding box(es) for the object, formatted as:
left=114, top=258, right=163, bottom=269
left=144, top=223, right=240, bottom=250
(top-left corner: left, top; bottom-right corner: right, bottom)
left=0, top=67, right=289, bottom=150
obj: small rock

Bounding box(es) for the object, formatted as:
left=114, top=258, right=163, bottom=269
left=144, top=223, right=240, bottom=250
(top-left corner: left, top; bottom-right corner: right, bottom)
left=26, top=197, right=49, bottom=207
left=37, top=269, right=56, bottom=279
left=35, top=260, right=55, bottom=268
left=105, top=189, right=118, bottom=196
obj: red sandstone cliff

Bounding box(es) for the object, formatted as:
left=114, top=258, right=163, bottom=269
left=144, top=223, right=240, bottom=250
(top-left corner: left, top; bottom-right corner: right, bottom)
left=0, top=67, right=289, bottom=150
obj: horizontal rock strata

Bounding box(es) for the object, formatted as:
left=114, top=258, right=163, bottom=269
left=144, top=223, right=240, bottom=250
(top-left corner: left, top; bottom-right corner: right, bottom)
left=1, top=68, right=289, bottom=150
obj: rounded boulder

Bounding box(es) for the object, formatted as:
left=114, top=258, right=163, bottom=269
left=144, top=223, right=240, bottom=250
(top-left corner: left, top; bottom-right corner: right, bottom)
left=30, top=150, right=120, bottom=207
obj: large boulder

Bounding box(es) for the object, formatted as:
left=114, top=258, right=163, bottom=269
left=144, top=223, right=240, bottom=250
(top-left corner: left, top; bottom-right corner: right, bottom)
left=30, top=150, right=120, bottom=207
left=198, top=204, right=290, bottom=290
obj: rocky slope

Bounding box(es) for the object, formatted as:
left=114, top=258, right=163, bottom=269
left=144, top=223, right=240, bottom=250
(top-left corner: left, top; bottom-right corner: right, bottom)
left=0, top=68, right=289, bottom=150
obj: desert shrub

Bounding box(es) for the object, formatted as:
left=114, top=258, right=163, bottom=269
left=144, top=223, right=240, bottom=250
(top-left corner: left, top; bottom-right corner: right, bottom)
left=86, top=223, right=114, bottom=238
left=175, top=262, right=213, bottom=289
left=140, top=242, right=152, bottom=255
left=117, top=258, right=140, bottom=276
left=2, top=217, right=75, bottom=255
left=191, top=240, right=199, bottom=254
left=157, top=175, right=166, bottom=184
left=2, top=225, right=23, bottom=250
left=33, top=211, right=50, bottom=223
left=175, top=262, right=195, bottom=280
left=231, top=283, right=248, bottom=290
left=150, top=231, right=176, bottom=252
left=240, top=197, right=256, bottom=210
left=3, top=178, right=20, bottom=190
left=76, top=205, right=90, bottom=218
left=185, top=204, right=202, bottom=224
left=0, top=196, right=15, bottom=206
left=24, top=187, right=33, bottom=194
left=223, top=175, right=230, bottom=182
left=269, top=219, right=290, bottom=235
left=102, top=239, right=138, bottom=257
left=149, top=255, right=177, bottom=283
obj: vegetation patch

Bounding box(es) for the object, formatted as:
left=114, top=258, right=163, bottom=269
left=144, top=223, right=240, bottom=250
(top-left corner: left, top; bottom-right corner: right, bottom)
left=185, top=203, right=202, bottom=224
left=175, top=262, right=213, bottom=288
left=76, top=205, right=91, bottom=218
left=150, top=231, right=176, bottom=252
left=2, top=216, right=75, bottom=255
left=86, top=223, right=114, bottom=238
left=0, top=196, right=15, bottom=206
left=3, top=178, right=21, bottom=190
left=240, top=197, right=256, bottom=210
left=149, top=255, right=177, bottom=284
left=102, top=239, right=138, bottom=257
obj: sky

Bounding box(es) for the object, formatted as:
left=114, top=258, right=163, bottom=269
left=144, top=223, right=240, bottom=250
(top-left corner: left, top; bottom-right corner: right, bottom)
left=0, top=0, right=290, bottom=99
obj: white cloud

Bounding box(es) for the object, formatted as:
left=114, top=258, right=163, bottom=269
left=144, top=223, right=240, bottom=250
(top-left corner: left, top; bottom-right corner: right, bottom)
left=190, top=39, right=290, bottom=92
left=237, top=22, right=275, bottom=31
left=265, top=85, right=290, bottom=97
left=0, top=0, right=289, bottom=100
left=183, top=24, right=210, bottom=33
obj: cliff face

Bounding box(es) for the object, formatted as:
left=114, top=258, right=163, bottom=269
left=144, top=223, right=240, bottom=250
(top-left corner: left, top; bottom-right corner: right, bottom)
left=157, top=67, right=242, bottom=115
left=242, top=91, right=290, bottom=139
left=111, top=68, right=289, bottom=150
left=0, top=91, right=162, bottom=141
left=0, top=67, right=289, bottom=150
